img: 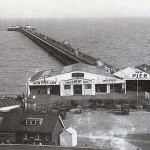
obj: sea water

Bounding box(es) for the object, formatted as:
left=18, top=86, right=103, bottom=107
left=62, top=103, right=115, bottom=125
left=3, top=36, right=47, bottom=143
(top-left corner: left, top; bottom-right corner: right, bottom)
left=0, top=18, right=150, bottom=94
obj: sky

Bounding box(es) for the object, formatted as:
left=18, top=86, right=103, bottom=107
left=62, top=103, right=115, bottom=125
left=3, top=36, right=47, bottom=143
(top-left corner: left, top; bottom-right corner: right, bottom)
left=0, top=0, right=150, bottom=18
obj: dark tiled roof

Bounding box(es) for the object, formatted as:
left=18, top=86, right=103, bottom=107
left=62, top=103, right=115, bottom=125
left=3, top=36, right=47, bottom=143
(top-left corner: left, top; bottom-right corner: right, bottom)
left=31, top=63, right=110, bottom=81
left=135, top=64, right=150, bottom=73
left=31, top=71, right=45, bottom=81
left=0, top=113, right=63, bottom=133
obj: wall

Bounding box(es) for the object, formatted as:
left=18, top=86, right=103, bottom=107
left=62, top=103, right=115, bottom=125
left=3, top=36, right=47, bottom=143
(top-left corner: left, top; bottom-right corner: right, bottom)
left=0, top=144, right=111, bottom=150
left=52, top=119, right=64, bottom=145
left=60, top=131, right=72, bottom=147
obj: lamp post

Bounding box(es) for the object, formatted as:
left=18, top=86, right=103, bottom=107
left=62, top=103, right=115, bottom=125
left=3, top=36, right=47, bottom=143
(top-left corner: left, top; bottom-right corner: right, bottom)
left=137, top=78, right=139, bottom=101
left=25, top=66, right=39, bottom=97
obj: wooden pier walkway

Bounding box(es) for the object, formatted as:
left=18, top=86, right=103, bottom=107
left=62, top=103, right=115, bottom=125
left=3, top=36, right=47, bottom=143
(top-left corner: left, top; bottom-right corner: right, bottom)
left=8, top=26, right=118, bottom=70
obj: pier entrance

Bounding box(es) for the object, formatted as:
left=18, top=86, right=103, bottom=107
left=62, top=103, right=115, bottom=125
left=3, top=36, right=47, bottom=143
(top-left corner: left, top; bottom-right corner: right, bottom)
left=73, top=85, right=82, bottom=95
left=126, top=80, right=150, bottom=91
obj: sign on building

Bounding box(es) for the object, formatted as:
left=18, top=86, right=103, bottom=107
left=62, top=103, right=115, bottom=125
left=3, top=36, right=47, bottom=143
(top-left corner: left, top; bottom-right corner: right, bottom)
left=131, top=71, right=148, bottom=79
left=64, top=79, right=91, bottom=85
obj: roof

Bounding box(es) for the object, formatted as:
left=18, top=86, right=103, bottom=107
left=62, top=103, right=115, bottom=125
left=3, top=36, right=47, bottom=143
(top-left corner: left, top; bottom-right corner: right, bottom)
left=66, top=127, right=77, bottom=135
left=31, top=63, right=110, bottom=81
left=113, top=67, right=142, bottom=79
left=136, top=64, right=150, bottom=73
left=0, top=98, right=19, bottom=108
left=0, top=113, right=64, bottom=133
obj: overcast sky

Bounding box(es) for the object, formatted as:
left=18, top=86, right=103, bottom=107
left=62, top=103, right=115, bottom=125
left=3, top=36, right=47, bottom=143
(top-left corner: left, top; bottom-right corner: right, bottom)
left=0, top=0, right=150, bottom=18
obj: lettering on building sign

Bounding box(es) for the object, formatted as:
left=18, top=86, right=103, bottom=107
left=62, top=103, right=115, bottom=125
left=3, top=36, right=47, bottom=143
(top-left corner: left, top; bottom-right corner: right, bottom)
left=102, top=79, right=116, bottom=83
left=33, top=80, right=57, bottom=85
left=83, top=80, right=91, bottom=84
left=33, top=82, right=41, bottom=85
left=64, top=79, right=91, bottom=85
left=132, top=72, right=148, bottom=78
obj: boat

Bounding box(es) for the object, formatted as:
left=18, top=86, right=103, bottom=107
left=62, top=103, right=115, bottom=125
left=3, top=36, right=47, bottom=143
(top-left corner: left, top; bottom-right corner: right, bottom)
left=24, top=25, right=36, bottom=31
left=7, top=25, right=20, bottom=31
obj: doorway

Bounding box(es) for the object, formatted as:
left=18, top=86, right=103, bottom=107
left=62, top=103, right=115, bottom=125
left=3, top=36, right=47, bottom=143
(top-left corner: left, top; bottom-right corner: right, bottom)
left=50, top=85, right=60, bottom=95
left=74, top=85, right=82, bottom=95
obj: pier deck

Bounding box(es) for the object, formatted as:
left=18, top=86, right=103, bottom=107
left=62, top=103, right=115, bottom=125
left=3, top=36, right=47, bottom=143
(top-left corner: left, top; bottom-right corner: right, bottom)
left=8, top=26, right=118, bottom=70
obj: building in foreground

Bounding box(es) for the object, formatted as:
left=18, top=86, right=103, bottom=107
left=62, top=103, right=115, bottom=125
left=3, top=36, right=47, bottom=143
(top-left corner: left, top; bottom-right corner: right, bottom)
left=0, top=113, right=65, bottom=145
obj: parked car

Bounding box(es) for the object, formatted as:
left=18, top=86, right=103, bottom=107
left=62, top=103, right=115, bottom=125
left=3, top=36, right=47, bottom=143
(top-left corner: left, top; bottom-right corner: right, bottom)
left=69, top=108, right=83, bottom=114
left=121, top=104, right=129, bottom=115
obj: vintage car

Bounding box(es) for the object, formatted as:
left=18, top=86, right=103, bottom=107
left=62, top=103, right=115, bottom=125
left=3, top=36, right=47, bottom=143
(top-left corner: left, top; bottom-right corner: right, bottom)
left=69, top=108, right=83, bottom=114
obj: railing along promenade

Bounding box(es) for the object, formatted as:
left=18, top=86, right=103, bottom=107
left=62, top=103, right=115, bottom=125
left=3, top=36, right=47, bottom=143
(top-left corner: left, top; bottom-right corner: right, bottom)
left=9, top=26, right=117, bottom=70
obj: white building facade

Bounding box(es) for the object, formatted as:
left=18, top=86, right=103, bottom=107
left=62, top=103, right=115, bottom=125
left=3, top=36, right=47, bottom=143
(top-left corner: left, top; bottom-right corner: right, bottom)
left=27, top=63, right=126, bottom=97
left=113, top=67, right=150, bottom=92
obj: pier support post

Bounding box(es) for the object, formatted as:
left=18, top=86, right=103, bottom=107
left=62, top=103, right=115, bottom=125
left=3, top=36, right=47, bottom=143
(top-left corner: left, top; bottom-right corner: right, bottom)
left=122, top=82, right=126, bottom=94
left=47, top=86, right=51, bottom=94
left=107, top=84, right=110, bottom=93
left=60, top=81, right=64, bottom=96
left=91, top=80, right=95, bottom=95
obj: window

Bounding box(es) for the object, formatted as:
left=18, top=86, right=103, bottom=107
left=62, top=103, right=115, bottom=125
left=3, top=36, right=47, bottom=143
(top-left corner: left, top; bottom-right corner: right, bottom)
left=26, top=120, right=31, bottom=125
left=72, top=73, right=84, bottom=78
left=36, top=121, right=40, bottom=125
left=64, top=85, right=71, bottom=90
left=26, top=118, right=43, bottom=125
left=95, top=84, right=107, bottom=92
left=32, top=121, right=36, bottom=125
left=84, top=84, right=91, bottom=89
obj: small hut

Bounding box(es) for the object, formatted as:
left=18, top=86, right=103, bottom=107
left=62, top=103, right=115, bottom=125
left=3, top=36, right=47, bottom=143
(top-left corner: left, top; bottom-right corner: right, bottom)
left=60, top=127, right=77, bottom=147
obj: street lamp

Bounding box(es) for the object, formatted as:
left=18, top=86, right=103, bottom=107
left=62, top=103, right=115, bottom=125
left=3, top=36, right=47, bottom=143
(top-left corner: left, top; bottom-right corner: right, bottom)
left=137, top=78, right=139, bottom=101
left=25, top=66, right=39, bottom=97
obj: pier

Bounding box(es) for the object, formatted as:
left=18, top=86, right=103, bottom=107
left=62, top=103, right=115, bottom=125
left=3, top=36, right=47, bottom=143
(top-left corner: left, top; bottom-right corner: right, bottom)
left=8, top=26, right=117, bottom=70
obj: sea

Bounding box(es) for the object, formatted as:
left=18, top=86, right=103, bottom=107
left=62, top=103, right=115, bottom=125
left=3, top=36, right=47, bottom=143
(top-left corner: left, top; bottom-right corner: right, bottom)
left=0, top=18, right=150, bottom=95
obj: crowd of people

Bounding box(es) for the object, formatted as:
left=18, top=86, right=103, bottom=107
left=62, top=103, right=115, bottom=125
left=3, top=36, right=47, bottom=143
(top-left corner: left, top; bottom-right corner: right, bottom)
left=23, top=26, right=103, bottom=66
